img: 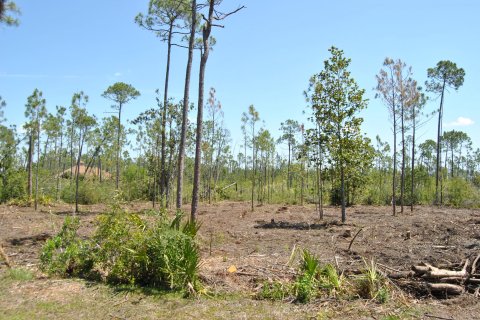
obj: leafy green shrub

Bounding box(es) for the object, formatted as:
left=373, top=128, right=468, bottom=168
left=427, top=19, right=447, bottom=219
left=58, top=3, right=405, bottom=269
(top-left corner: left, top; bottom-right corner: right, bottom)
left=0, top=169, right=27, bottom=203
left=40, top=216, right=93, bottom=277
left=61, top=181, right=114, bottom=205
left=121, top=164, right=149, bottom=201
left=39, top=206, right=201, bottom=292
left=444, top=177, right=480, bottom=208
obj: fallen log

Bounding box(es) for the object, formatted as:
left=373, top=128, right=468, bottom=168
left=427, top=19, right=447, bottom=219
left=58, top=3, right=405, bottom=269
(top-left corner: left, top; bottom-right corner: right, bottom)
left=438, top=277, right=466, bottom=285
left=412, top=265, right=430, bottom=275
left=427, top=283, right=464, bottom=295
left=424, top=263, right=468, bottom=278
left=413, top=260, right=469, bottom=279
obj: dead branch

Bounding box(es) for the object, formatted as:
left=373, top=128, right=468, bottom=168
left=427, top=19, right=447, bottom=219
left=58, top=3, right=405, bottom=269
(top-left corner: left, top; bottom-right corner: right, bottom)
left=471, top=254, right=480, bottom=274
left=213, top=6, right=246, bottom=21
left=347, top=227, right=365, bottom=251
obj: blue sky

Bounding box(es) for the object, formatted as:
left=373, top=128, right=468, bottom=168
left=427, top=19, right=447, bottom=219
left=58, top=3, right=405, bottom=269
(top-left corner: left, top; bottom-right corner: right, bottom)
left=1, top=0, right=479, bottom=155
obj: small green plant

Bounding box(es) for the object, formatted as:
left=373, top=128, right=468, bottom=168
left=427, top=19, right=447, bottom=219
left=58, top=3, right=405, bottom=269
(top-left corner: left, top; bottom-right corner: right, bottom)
left=318, top=264, right=345, bottom=296
left=258, top=281, right=290, bottom=300
left=356, top=259, right=389, bottom=303
left=293, top=273, right=317, bottom=303
left=293, top=249, right=321, bottom=303
left=376, top=286, right=390, bottom=304
left=301, top=249, right=320, bottom=277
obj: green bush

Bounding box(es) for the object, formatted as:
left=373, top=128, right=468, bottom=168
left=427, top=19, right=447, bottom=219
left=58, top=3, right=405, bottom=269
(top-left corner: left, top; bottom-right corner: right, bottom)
left=40, top=216, right=93, bottom=277
left=0, top=169, right=26, bottom=203
left=121, top=164, right=149, bottom=201
left=61, top=181, right=115, bottom=205
left=444, top=177, right=480, bottom=208
left=39, top=206, right=200, bottom=292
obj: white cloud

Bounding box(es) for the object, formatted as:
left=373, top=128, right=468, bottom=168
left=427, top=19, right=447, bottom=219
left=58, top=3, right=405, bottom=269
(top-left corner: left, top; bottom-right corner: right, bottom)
left=446, top=116, right=475, bottom=127
left=114, top=72, right=122, bottom=77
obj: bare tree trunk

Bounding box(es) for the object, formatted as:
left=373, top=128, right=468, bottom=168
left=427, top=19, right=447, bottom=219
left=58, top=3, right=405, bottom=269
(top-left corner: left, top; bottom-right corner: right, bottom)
left=75, top=132, right=85, bottom=214
left=340, top=163, right=346, bottom=223
left=56, top=131, right=63, bottom=201
left=27, top=134, right=33, bottom=200
left=392, top=107, right=397, bottom=216
left=244, top=135, right=247, bottom=179
left=251, top=123, right=255, bottom=212
left=192, top=0, right=214, bottom=221
left=287, top=142, right=291, bottom=189
left=99, top=157, right=102, bottom=183
left=166, top=118, right=175, bottom=208
left=400, top=100, right=405, bottom=214
left=116, top=103, right=122, bottom=189
left=160, top=23, right=174, bottom=207
left=70, top=123, right=74, bottom=183
left=435, top=80, right=446, bottom=205
left=176, top=0, right=196, bottom=209
left=34, top=121, right=40, bottom=211
left=411, top=105, right=416, bottom=212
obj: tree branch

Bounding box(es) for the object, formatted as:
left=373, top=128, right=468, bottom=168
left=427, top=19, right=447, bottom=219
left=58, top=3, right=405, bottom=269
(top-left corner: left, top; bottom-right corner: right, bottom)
left=213, top=6, right=246, bottom=21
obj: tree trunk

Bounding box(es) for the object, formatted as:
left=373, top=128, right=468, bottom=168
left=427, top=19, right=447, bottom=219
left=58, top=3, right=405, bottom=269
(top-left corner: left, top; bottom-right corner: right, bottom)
left=116, top=103, right=122, bottom=189
left=34, top=120, right=41, bottom=211
left=160, top=23, right=173, bottom=207
left=27, top=134, right=33, bottom=199
left=287, top=142, right=291, bottom=189
left=411, top=105, right=415, bottom=212
left=400, top=100, right=405, bottom=213
left=191, top=0, right=214, bottom=221
left=56, top=131, right=63, bottom=201
left=244, top=135, right=247, bottom=179
left=435, top=80, right=446, bottom=205
left=451, top=147, right=454, bottom=178
left=340, top=163, right=346, bottom=223
left=75, top=131, right=85, bottom=214
left=392, top=107, right=397, bottom=216
left=70, top=123, right=74, bottom=183
left=251, top=123, right=255, bottom=212
left=317, top=125, right=324, bottom=220
left=99, top=156, right=102, bottom=183
left=166, top=118, right=175, bottom=208
left=176, top=0, right=196, bottom=209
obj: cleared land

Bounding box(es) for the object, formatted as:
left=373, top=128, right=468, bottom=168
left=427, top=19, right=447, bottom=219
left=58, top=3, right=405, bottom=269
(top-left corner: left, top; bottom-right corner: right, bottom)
left=1, top=202, right=479, bottom=319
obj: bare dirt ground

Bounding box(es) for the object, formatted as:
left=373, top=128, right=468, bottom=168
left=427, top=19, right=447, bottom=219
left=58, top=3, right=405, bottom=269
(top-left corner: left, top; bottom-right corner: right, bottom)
left=1, top=201, right=479, bottom=319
